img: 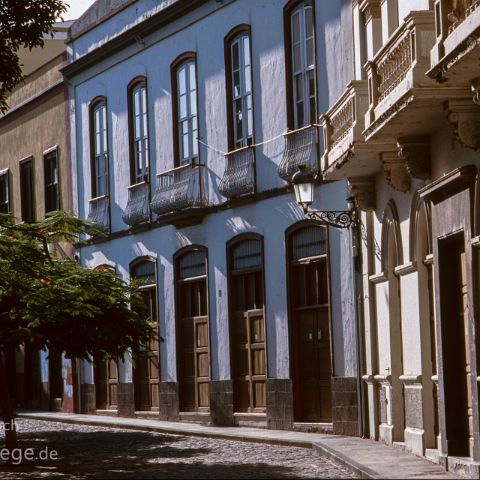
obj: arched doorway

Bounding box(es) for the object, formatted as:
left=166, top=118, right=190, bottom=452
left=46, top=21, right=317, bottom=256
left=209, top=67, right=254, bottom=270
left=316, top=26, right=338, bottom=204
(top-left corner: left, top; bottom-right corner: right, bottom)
left=175, top=247, right=210, bottom=412
left=131, top=258, right=160, bottom=412
left=287, top=223, right=332, bottom=422
left=228, top=235, right=267, bottom=413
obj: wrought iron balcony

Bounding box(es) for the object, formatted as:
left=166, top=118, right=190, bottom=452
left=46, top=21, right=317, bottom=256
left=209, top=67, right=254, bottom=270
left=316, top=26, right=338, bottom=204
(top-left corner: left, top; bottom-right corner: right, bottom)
left=278, top=125, right=319, bottom=182
left=219, top=146, right=255, bottom=199
left=321, top=81, right=369, bottom=177
left=122, top=180, right=150, bottom=226
left=87, top=195, right=110, bottom=232
left=150, top=163, right=206, bottom=216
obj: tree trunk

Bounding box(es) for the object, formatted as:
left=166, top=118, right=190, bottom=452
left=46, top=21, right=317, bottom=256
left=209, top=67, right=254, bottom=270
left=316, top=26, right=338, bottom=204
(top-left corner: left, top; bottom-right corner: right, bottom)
left=0, top=348, right=18, bottom=463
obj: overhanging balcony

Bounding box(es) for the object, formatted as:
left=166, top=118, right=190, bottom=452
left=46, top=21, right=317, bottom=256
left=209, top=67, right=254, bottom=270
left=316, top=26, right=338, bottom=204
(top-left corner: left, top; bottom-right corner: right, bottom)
left=150, top=163, right=207, bottom=226
left=278, top=125, right=319, bottom=182
left=364, top=10, right=468, bottom=142
left=219, top=146, right=255, bottom=199
left=122, top=180, right=150, bottom=227
left=321, top=81, right=387, bottom=180
left=429, top=0, right=480, bottom=84
left=87, top=195, right=110, bottom=232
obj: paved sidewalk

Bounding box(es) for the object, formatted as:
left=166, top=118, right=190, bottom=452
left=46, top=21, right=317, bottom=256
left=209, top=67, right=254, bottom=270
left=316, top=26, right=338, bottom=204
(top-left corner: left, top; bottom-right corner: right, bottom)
left=17, top=411, right=460, bottom=479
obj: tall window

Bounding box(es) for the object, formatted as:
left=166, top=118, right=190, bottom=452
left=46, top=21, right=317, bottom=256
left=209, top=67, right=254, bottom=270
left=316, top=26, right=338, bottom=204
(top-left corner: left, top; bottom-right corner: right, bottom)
left=227, top=29, right=254, bottom=150
left=288, top=2, right=316, bottom=129
left=174, top=57, right=198, bottom=165
left=44, top=149, right=60, bottom=214
left=20, top=158, right=35, bottom=223
left=129, top=79, right=149, bottom=184
left=0, top=169, right=10, bottom=214
left=90, top=99, right=108, bottom=198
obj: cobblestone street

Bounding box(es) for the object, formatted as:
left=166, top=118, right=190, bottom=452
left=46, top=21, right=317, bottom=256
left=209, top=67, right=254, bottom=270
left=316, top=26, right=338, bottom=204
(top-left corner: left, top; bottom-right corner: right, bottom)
left=0, top=420, right=356, bottom=479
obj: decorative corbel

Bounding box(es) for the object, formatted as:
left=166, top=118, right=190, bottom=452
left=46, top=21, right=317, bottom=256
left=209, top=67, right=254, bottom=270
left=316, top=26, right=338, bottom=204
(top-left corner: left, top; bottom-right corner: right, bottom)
left=382, top=151, right=410, bottom=193
left=446, top=98, right=480, bottom=150
left=359, top=0, right=381, bottom=23
left=397, top=136, right=431, bottom=180
left=348, top=176, right=376, bottom=211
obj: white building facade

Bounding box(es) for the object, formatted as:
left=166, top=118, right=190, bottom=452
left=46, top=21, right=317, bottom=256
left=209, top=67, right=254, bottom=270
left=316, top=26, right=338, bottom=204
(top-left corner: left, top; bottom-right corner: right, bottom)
left=321, top=0, right=480, bottom=476
left=65, top=0, right=361, bottom=435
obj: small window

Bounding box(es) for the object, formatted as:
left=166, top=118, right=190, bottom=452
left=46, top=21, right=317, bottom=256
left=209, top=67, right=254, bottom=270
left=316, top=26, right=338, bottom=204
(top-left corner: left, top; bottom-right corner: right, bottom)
left=91, top=100, right=109, bottom=198
left=175, top=58, right=198, bottom=165
left=0, top=170, right=10, bottom=214
left=288, top=2, right=317, bottom=129
left=44, top=149, right=60, bottom=214
left=178, top=250, right=207, bottom=280
left=232, top=239, right=262, bottom=271
left=20, top=158, right=35, bottom=223
left=132, top=259, right=156, bottom=287
left=129, top=80, right=149, bottom=184
left=292, top=225, right=326, bottom=260
left=227, top=30, right=254, bottom=149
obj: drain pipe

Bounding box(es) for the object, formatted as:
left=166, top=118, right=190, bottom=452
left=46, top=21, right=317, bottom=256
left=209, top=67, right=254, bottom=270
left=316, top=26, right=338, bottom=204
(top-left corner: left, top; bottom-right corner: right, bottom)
left=352, top=212, right=368, bottom=438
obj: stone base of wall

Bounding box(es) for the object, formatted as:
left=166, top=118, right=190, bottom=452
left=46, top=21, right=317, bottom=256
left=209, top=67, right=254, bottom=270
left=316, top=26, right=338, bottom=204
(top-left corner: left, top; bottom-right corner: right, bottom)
left=266, top=378, right=294, bottom=430
left=80, top=383, right=96, bottom=414
left=159, top=381, right=180, bottom=421
left=209, top=380, right=234, bottom=426
left=332, top=376, right=360, bottom=437
left=117, top=383, right=135, bottom=417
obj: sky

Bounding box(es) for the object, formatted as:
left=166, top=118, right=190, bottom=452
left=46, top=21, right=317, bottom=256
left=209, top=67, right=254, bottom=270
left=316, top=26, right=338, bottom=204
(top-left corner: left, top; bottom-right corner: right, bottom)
left=63, top=0, right=98, bottom=21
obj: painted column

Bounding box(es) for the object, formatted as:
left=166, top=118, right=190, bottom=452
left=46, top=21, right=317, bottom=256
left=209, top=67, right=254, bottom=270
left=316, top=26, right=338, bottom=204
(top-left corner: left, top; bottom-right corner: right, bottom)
left=79, top=358, right=96, bottom=414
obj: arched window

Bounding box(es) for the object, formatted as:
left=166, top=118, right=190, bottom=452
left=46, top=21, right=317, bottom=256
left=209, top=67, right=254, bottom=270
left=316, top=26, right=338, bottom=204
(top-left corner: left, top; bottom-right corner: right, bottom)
left=89, top=98, right=109, bottom=198
left=172, top=54, right=199, bottom=166
left=228, top=235, right=266, bottom=413
left=128, top=78, right=149, bottom=184
left=225, top=26, right=254, bottom=150
left=285, top=1, right=317, bottom=129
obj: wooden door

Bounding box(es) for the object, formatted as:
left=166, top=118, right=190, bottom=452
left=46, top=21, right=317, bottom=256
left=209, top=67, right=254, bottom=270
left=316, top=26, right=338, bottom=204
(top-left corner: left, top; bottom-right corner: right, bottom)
left=178, top=277, right=210, bottom=411
left=439, top=238, right=472, bottom=456
left=289, top=226, right=332, bottom=422
left=230, top=238, right=266, bottom=413
left=134, top=286, right=160, bottom=411
left=94, top=358, right=118, bottom=410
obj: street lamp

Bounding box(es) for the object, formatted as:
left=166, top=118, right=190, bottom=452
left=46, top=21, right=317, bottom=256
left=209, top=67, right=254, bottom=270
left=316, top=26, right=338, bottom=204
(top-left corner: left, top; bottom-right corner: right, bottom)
left=292, top=165, right=356, bottom=229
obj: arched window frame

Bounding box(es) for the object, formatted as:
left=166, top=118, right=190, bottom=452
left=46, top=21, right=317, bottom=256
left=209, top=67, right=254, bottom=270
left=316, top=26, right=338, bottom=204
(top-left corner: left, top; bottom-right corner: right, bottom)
left=127, top=77, right=150, bottom=185
left=380, top=199, right=404, bottom=273
left=171, top=52, right=199, bottom=167
left=89, top=96, right=109, bottom=199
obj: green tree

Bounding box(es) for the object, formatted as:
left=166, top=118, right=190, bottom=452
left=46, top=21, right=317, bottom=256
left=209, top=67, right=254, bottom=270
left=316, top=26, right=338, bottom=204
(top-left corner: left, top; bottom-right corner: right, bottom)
left=0, top=212, right=154, bottom=463
left=0, top=0, right=68, bottom=113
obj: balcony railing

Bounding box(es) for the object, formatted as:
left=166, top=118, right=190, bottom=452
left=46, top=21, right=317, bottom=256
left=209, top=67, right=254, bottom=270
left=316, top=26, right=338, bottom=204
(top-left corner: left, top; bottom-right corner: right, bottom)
left=219, top=146, right=255, bottom=199
left=365, top=11, right=435, bottom=132
left=446, top=0, right=480, bottom=34
left=321, top=81, right=368, bottom=172
left=278, top=125, right=319, bottom=181
left=87, top=195, right=110, bottom=232
left=122, top=180, right=150, bottom=226
left=150, top=163, right=206, bottom=216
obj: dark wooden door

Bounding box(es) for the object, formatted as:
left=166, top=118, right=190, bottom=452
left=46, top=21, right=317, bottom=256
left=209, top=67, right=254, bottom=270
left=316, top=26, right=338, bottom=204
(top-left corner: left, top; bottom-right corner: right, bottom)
left=178, top=278, right=210, bottom=411
left=292, top=258, right=332, bottom=422
left=134, top=287, right=160, bottom=411
left=439, top=238, right=472, bottom=456
left=94, top=358, right=118, bottom=410
left=231, top=268, right=266, bottom=412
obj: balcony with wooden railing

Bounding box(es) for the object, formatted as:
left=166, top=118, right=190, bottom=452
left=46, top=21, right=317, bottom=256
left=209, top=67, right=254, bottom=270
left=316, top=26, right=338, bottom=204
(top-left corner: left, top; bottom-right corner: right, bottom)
left=122, top=180, right=150, bottom=227
left=321, top=81, right=377, bottom=180
left=277, top=125, right=319, bottom=182
left=150, top=163, right=207, bottom=225
left=363, top=10, right=468, bottom=141
left=219, top=146, right=255, bottom=199
left=429, top=0, right=480, bottom=84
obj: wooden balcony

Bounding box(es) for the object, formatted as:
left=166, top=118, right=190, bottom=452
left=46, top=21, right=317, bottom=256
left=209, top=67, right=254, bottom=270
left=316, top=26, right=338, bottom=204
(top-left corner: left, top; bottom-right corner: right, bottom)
left=150, top=163, right=207, bottom=227
left=429, top=0, right=480, bottom=85
left=219, top=146, right=255, bottom=199
left=87, top=195, right=110, bottom=232
left=122, top=180, right=150, bottom=227
left=364, top=10, right=468, bottom=142
left=321, top=81, right=386, bottom=180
